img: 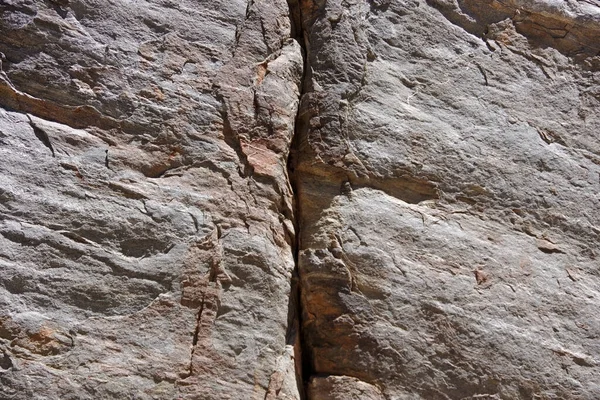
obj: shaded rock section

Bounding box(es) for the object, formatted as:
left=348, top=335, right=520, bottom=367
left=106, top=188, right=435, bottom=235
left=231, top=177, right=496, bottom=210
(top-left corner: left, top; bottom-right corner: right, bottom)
left=307, top=375, right=385, bottom=400
left=293, top=0, right=600, bottom=398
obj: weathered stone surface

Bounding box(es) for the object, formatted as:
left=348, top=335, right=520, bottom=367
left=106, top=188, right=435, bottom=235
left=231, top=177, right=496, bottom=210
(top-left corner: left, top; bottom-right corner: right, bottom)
left=307, top=375, right=385, bottom=400
left=0, top=0, right=302, bottom=398
left=294, top=0, right=600, bottom=398
left=2, top=0, right=600, bottom=399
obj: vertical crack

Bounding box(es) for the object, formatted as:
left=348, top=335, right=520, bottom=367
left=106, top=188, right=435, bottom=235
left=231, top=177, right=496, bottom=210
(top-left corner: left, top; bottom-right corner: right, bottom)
left=191, top=294, right=205, bottom=347
left=180, top=227, right=226, bottom=381
left=285, top=0, right=311, bottom=398
left=216, top=94, right=255, bottom=178
left=27, top=114, right=55, bottom=157
left=188, top=293, right=205, bottom=376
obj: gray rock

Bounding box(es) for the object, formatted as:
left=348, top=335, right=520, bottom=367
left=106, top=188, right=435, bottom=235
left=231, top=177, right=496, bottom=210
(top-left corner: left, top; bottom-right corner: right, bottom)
left=294, top=0, right=600, bottom=398
left=307, top=375, right=385, bottom=399
left=0, top=0, right=302, bottom=398
left=2, top=0, right=600, bottom=398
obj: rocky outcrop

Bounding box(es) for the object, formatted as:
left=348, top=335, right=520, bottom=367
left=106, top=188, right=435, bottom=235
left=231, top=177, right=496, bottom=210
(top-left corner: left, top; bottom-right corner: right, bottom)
left=1, top=0, right=302, bottom=398
left=1, top=0, right=600, bottom=399
left=294, top=0, right=600, bottom=398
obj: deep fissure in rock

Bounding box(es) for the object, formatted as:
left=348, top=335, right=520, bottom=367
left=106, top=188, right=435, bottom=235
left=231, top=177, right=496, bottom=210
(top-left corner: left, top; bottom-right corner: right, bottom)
left=285, top=0, right=312, bottom=397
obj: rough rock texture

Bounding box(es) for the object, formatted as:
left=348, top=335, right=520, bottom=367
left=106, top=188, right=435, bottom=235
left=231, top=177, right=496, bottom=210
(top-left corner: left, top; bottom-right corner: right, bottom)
left=294, top=0, right=600, bottom=398
left=1, top=0, right=600, bottom=399
left=307, top=375, right=385, bottom=399
left=0, top=0, right=302, bottom=399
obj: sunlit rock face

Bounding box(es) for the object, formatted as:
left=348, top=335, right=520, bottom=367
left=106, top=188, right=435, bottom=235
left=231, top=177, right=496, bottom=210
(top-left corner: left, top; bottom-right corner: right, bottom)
left=1, top=0, right=600, bottom=399
left=0, top=1, right=302, bottom=398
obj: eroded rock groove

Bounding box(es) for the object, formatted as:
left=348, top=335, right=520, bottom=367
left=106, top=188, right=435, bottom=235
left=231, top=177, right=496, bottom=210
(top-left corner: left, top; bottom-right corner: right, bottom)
left=286, top=0, right=311, bottom=398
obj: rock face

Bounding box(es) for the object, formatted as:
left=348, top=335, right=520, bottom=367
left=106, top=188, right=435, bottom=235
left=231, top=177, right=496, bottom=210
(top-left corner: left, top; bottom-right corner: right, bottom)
left=1, top=0, right=599, bottom=399
left=0, top=0, right=302, bottom=398
left=294, top=0, right=600, bottom=398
